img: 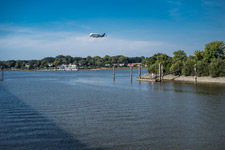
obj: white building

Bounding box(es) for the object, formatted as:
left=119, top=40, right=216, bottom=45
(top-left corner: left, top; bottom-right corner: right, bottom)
left=119, top=63, right=125, bottom=67
left=105, top=64, right=111, bottom=67
left=57, top=64, right=78, bottom=71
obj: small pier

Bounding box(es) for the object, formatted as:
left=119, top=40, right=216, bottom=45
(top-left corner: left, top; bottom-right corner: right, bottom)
left=137, top=63, right=200, bottom=84
left=137, top=63, right=181, bottom=82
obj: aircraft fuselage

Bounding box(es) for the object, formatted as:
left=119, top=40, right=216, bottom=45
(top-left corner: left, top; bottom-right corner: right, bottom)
left=89, top=33, right=106, bottom=38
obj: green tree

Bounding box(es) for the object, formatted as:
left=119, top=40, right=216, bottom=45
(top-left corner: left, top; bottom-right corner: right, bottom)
left=146, top=54, right=158, bottom=65
left=21, top=61, right=27, bottom=70
left=141, top=56, right=146, bottom=65
left=29, top=60, right=39, bottom=69
left=66, top=55, right=73, bottom=64
left=182, top=57, right=195, bottom=76
left=79, top=59, right=88, bottom=67
left=170, top=50, right=187, bottom=73
left=194, top=50, right=204, bottom=61
left=55, top=55, right=67, bottom=64
left=196, top=61, right=209, bottom=76
left=103, top=55, right=111, bottom=66
left=73, top=57, right=82, bottom=66
left=172, top=50, right=187, bottom=62
left=147, top=53, right=172, bottom=73
left=93, top=56, right=103, bottom=67
left=155, top=54, right=172, bottom=73
left=118, top=55, right=126, bottom=63
left=148, top=63, right=158, bottom=73
left=40, top=60, right=48, bottom=68
left=53, top=60, right=60, bottom=67
left=5, top=60, right=16, bottom=69
left=209, top=58, right=225, bottom=77
left=203, top=41, right=225, bottom=63
left=86, top=56, right=94, bottom=66
left=42, top=57, right=55, bottom=63
left=15, top=60, right=23, bottom=69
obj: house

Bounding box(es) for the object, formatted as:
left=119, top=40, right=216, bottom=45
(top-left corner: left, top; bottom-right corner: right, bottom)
left=105, top=64, right=111, bottom=67
left=119, top=63, right=125, bottom=67
left=128, top=63, right=135, bottom=67
left=25, top=64, right=30, bottom=68
left=57, top=64, right=78, bottom=71
left=128, top=63, right=142, bottom=67
left=66, top=64, right=78, bottom=71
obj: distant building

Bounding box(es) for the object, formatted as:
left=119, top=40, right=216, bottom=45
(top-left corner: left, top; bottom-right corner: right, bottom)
left=128, top=63, right=142, bottom=67
left=105, top=64, right=111, bottom=67
left=119, top=63, right=125, bottom=67
left=67, top=64, right=77, bottom=71
left=57, top=64, right=78, bottom=71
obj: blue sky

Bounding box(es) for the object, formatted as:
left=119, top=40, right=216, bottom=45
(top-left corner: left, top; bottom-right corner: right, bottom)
left=0, top=0, right=225, bottom=60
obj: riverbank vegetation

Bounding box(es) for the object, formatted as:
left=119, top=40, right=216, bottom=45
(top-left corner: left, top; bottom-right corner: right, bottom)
left=146, top=41, right=225, bottom=77
left=0, top=55, right=146, bottom=70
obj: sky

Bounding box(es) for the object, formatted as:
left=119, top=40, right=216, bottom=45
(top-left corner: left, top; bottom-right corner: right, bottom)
left=0, top=0, right=225, bottom=60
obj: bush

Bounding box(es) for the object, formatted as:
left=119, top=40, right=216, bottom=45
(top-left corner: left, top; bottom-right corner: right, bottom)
left=209, top=58, right=225, bottom=77
left=196, top=61, right=209, bottom=76
left=169, top=61, right=182, bottom=75
left=148, top=63, right=157, bottom=73
left=182, top=58, right=195, bottom=76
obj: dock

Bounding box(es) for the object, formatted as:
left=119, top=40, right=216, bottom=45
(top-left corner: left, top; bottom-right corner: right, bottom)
left=136, top=78, right=159, bottom=82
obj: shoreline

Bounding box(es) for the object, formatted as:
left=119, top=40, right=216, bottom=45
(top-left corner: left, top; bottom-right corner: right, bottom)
left=2, top=67, right=148, bottom=71
left=3, top=69, right=225, bottom=84
left=138, top=74, right=225, bottom=84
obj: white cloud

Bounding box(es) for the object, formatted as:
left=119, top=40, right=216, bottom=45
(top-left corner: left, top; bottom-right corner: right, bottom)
left=0, top=26, right=165, bottom=60
left=168, top=0, right=182, bottom=16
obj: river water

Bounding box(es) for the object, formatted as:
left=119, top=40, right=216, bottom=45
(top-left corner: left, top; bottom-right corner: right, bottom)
left=0, top=70, right=225, bottom=150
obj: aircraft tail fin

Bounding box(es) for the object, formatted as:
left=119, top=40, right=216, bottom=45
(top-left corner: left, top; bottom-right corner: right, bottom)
left=102, top=33, right=106, bottom=37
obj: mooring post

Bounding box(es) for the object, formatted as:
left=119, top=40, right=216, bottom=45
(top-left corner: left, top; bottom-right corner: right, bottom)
left=194, top=64, right=197, bottom=84
left=130, top=66, right=133, bottom=81
left=1, top=66, right=3, bottom=81
left=113, top=65, right=115, bottom=81
left=161, top=64, right=163, bottom=82
left=138, top=65, right=141, bottom=79
left=159, top=63, right=161, bottom=82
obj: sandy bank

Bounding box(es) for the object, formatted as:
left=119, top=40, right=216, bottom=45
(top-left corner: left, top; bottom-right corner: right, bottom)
left=140, top=74, right=225, bottom=84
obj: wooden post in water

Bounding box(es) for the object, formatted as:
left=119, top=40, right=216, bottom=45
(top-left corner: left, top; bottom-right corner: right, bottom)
left=1, top=66, right=3, bottom=81
left=113, top=65, right=115, bottom=81
left=130, top=66, right=133, bottom=81
left=159, top=63, right=161, bottom=82
left=138, top=65, right=141, bottom=79
left=161, top=64, right=163, bottom=82
left=194, top=64, right=197, bottom=84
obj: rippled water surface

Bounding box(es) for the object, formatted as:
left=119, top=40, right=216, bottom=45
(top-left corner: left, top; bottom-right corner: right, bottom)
left=1, top=70, right=225, bottom=150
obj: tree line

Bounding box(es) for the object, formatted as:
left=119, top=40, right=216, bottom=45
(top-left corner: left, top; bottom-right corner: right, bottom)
left=146, top=41, right=225, bottom=77
left=0, top=55, right=146, bottom=70
left=1, top=41, right=224, bottom=77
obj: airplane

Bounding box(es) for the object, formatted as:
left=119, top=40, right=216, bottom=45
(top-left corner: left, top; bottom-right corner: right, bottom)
left=89, top=33, right=106, bottom=38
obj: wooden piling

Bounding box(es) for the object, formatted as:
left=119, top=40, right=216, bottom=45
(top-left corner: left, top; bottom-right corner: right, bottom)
left=130, top=66, right=133, bottom=81
left=138, top=65, right=141, bottom=79
left=159, top=63, right=161, bottom=82
left=161, top=64, right=163, bottom=82
left=113, top=65, right=115, bottom=81
left=194, top=64, right=197, bottom=84
left=0, top=66, right=3, bottom=81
